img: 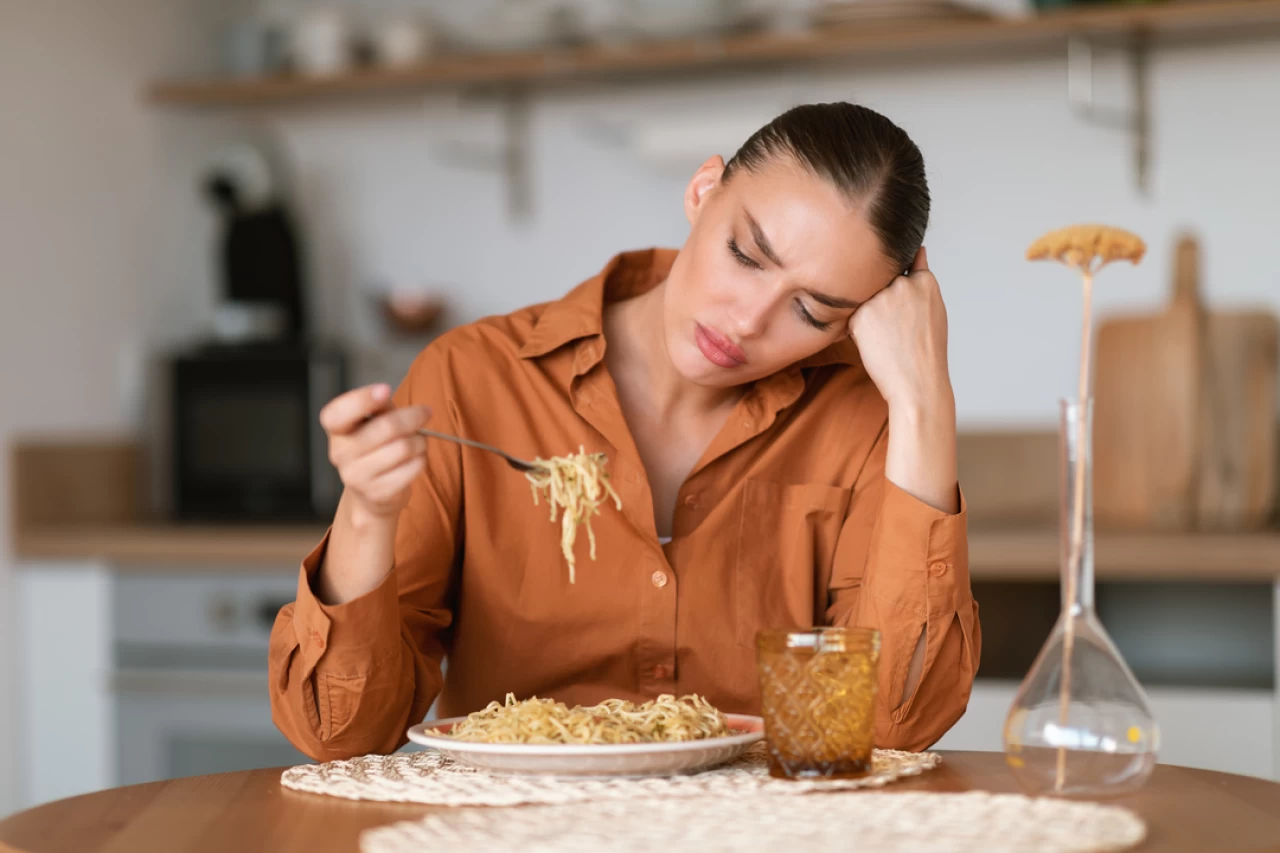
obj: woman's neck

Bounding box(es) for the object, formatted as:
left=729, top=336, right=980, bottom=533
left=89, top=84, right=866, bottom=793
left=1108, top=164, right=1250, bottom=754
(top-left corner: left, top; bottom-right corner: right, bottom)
left=603, top=281, right=743, bottom=419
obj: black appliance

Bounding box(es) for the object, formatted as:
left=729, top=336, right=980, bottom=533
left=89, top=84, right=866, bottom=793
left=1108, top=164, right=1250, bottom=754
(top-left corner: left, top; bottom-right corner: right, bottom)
left=203, top=143, right=307, bottom=344
left=170, top=343, right=346, bottom=522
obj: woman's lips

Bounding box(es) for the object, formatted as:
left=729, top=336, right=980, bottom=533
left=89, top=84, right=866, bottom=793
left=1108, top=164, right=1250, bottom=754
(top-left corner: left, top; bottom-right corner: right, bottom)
left=694, top=323, right=747, bottom=368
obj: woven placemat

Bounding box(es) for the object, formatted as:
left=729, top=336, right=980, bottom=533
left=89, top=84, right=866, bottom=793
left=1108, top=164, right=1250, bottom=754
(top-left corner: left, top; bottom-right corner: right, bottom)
left=281, top=743, right=939, bottom=806
left=361, top=791, right=1147, bottom=853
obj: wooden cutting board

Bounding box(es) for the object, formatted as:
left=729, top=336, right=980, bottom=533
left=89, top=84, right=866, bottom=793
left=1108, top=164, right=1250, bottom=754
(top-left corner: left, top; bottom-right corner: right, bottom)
left=1093, top=235, right=1279, bottom=530
left=1093, top=237, right=1203, bottom=530
left=1196, top=297, right=1279, bottom=530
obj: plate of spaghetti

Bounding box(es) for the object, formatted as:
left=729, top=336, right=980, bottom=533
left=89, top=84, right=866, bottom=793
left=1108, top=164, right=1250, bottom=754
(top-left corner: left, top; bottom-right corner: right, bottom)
left=407, top=694, right=764, bottom=777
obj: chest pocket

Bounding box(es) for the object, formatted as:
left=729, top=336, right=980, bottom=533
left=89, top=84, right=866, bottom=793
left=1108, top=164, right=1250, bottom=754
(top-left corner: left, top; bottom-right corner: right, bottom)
left=735, top=479, right=852, bottom=649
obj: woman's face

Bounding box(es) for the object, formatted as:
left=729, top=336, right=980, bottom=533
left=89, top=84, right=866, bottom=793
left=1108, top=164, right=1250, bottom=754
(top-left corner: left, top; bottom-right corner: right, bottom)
left=663, top=155, right=903, bottom=388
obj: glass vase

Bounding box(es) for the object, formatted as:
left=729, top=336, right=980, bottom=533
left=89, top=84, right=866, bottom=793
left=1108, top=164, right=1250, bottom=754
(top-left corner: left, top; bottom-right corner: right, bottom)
left=1002, top=398, right=1160, bottom=796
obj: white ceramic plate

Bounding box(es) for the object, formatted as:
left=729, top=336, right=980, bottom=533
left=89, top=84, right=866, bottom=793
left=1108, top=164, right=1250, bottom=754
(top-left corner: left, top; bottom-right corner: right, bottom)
left=407, top=713, right=764, bottom=777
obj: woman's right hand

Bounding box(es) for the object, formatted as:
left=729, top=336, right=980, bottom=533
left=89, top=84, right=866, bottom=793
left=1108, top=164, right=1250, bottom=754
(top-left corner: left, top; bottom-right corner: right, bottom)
left=320, top=383, right=433, bottom=523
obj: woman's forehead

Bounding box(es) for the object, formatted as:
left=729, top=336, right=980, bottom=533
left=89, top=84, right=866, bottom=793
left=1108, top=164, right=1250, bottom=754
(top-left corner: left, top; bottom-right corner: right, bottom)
left=717, top=162, right=901, bottom=300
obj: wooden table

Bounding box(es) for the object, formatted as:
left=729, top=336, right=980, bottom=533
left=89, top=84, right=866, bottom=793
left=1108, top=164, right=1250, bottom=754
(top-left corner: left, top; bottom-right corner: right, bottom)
left=3, top=752, right=1279, bottom=853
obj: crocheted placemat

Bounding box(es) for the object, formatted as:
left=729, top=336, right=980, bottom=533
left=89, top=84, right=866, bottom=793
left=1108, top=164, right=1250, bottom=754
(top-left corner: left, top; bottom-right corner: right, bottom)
left=281, top=743, right=939, bottom=806
left=360, top=791, right=1147, bottom=853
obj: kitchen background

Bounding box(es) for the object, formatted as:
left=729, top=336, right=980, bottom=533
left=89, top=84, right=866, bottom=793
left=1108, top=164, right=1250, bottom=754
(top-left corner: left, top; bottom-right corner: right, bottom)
left=2, top=0, right=1279, bottom=817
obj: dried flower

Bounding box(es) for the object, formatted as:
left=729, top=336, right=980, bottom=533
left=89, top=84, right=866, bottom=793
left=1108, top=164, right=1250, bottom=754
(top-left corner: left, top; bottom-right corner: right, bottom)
left=1026, top=224, right=1146, bottom=273
left=1027, top=221, right=1145, bottom=792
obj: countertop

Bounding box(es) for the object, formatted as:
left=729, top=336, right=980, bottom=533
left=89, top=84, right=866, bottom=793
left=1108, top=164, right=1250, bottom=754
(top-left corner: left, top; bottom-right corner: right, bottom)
left=14, top=521, right=1280, bottom=581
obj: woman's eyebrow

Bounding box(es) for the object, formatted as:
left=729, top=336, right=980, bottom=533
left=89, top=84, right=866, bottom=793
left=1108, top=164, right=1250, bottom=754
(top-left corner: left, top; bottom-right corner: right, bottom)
left=807, top=290, right=861, bottom=310
left=744, top=209, right=785, bottom=268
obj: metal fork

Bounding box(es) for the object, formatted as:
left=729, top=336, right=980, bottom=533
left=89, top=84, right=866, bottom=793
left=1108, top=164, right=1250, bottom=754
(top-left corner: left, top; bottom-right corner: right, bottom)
left=417, top=428, right=542, bottom=473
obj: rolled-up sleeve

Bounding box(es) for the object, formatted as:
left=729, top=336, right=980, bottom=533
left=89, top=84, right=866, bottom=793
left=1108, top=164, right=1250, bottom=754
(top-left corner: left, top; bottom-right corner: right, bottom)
left=268, top=346, right=464, bottom=761
left=826, top=424, right=981, bottom=751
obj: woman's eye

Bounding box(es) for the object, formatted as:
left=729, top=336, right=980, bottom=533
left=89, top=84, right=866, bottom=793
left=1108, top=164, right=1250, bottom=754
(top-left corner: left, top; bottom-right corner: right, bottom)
left=794, top=299, right=834, bottom=331
left=726, top=237, right=761, bottom=270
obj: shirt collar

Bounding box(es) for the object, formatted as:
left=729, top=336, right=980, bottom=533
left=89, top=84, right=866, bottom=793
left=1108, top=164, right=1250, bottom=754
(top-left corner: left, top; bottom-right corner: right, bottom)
left=519, top=248, right=675, bottom=360
left=518, top=248, right=861, bottom=373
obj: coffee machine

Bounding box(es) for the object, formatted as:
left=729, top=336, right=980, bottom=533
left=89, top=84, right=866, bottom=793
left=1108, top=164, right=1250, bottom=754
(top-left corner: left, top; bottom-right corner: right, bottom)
left=203, top=143, right=308, bottom=344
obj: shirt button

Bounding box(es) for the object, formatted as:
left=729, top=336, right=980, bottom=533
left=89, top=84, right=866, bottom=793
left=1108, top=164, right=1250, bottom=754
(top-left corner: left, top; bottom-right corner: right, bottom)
left=651, top=570, right=668, bottom=588
left=683, top=494, right=699, bottom=509
left=311, top=631, right=326, bottom=649
left=651, top=665, right=669, bottom=679
left=929, top=561, right=949, bottom=577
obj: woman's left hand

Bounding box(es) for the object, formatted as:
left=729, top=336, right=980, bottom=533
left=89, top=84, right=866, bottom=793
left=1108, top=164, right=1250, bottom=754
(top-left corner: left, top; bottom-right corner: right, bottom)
left=847, top=247, right=954, bottom=413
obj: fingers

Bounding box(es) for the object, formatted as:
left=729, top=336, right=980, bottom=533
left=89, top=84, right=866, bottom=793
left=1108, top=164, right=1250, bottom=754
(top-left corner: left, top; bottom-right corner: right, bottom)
left=320, top=385, right=436, bottom=519
left=352, top=455, right=428, bottom=510
left=357, top=405, right=433, bottom=450
left=320, top=384, right=393, bottom=436
left=373, top=456, right=429, bottom=500
left=911, top=246, right=929, bottom=274
left=329, top=405, right=432, bottom=467
left=342, top=432, right=428, bottom=484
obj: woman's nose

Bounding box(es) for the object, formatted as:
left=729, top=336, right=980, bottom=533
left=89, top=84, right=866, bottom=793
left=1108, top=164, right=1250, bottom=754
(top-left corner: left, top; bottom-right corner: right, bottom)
left=727, top=294, right=773, bottom=339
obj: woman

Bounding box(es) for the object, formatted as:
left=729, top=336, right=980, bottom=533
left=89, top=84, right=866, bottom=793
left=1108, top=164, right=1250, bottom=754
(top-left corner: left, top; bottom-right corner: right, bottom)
left=269, top=102, right=980, bottom=761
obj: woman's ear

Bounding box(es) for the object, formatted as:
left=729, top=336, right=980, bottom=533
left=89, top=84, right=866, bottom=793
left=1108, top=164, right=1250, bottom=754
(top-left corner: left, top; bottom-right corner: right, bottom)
left=684, top=155, right=725, bottom=225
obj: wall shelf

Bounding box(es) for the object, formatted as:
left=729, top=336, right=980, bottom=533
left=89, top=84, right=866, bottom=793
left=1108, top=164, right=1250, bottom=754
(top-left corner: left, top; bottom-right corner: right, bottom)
left=147, top=0, right=1280, bottom=108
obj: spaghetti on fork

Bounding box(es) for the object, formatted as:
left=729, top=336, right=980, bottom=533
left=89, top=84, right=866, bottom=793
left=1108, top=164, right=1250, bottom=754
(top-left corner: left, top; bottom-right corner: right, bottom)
left=525, top=446, right=622, bottom=584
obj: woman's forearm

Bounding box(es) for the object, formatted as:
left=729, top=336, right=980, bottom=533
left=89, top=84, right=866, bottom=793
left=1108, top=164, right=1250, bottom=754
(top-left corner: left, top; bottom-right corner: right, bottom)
left=884, top=388, right=960, bottom=515
left=316, top=491, right=401, bottom=605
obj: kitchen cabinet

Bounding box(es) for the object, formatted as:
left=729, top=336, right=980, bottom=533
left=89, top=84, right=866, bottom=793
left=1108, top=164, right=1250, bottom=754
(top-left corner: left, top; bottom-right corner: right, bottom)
left=935, top=681, right=1276, bottom=779
left=16, top=563, right=113, bottom=808
left=15, top=561, right=308, bottom=809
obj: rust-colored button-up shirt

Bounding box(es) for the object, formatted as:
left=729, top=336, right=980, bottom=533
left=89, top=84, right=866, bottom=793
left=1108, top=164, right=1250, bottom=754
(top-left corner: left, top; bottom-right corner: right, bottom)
left=270, top=249, right=980, bottom=761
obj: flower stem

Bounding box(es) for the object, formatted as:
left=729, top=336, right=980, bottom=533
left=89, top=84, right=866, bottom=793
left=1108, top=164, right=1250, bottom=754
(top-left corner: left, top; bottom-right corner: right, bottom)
left=1056, top=267, right=1094, bottom=792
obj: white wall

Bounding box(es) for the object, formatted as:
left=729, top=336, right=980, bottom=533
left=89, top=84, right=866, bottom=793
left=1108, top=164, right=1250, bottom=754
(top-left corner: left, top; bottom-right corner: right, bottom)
left=0, top=0, right=248, bottom=817
left=261, top=37, right=1280, bottom=419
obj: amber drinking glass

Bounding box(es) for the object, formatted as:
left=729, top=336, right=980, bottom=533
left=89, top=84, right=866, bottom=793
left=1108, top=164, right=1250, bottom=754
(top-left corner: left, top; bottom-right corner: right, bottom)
left=755, top=627, right=882, bottom=779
